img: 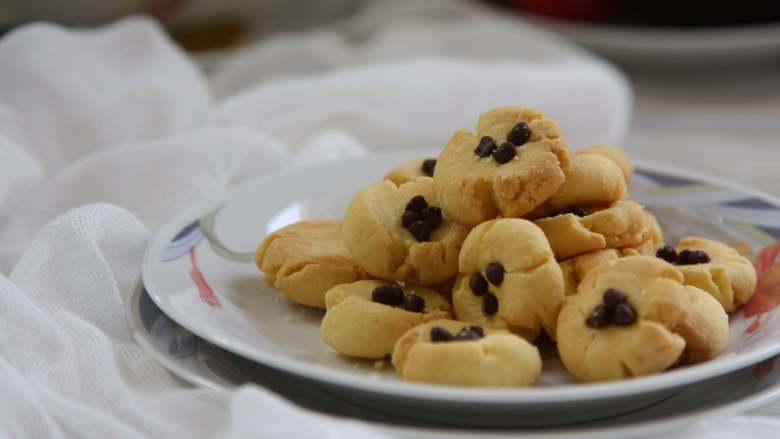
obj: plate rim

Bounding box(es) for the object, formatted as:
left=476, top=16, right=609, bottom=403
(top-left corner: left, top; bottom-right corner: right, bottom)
left=129, top=281, right=780, bottom=439
left=142, top=152, right=780, bottom=405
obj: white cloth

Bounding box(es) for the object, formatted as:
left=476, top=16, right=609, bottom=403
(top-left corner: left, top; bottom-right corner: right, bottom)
left=0, top=1, right=774, bottom=437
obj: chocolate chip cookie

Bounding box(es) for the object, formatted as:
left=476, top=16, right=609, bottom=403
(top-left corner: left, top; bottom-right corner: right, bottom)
left=434, top=106, right=570, bottom=225
left=342, top=177, right=470, bottom=285
left=392, top=319, right=542, bottom=386
left=452, top=218, right=564, bottom=340
left=320, top=280, right=452, bottom=359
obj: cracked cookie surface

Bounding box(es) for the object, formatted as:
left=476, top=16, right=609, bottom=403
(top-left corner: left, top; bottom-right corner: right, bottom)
left=342, top=177, right=469, bottom=285
left=560, top=213, right=665, bottom=296
left=256, top=220, right=370, bottom=308
left=534, top=200, right=653, bottom=260
left=434, top=106, right=570, bottom=225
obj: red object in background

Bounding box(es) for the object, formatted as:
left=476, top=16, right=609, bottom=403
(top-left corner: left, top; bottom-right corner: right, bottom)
left=512, top=0, right=611, bottom=23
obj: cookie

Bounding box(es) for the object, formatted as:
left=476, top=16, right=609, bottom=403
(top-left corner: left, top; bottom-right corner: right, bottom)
left=677, top=285, right=729, bottom=364
left=256, top=220, right=369, bottom=308
left=384, top=158, right=437, bottom=185
left=342, top=177, right=470, bottom=285
left=452, top=219, right=564, bottom=340
left=557, top=256, right=727, bottom=382
left=576, top=145, right=634, bottom=184
left=434, top=106, right=570, bottom=225
left=662, top=237, right=757, bottom=312
left=534, top=200, right=653, bottom=260
left=559, top=213, right=664, bottom=296
left=525, top=153, right=627, bottom=219
left=632, top=211, right=665, bottom=255
left=560, top=249, right=623, bottom=297
left=320, top=280, right=452, bottom=359
left=392, top=319, right=542, bottom=386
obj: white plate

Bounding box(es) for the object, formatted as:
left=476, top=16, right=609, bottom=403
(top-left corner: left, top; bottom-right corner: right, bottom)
left=129, top=282, right=780, bottom=438
left=142, top=151, right=780, bottom=426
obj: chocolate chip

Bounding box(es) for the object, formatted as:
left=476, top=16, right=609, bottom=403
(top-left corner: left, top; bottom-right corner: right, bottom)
left=485, top=262, right=505, bottom=286
left=402, top=293, right=426, bottom=312
left=463, top=325, right=484, bottom=337
left=408, top=220, right=431, bottom=242
left=474, top=136, right=497, bottom=157
left=469, top=272, right=489, bottom=296
left=372, top=284, right=404, bottom=306
left=430, top=326, right=455, bottom=342
left=507, top=122, right=532, bottom=146
left=401, top=210, right=422, bottom=228
left=569, top=206, right=589, bottom=217
left=422, top=158, right=437, bottom=177
left=656, top=245, right=678, bottom=263
left=612, top=302, right=638, bottom=326
left=603, top=288, right=627, bottom=311
left=421, top=206, right=442, bottom=229
left=405, top=195, right=428, bottom=212
left=455, top=326, right=484, bottom=341
left=483, top=293, right=499, bottom=315
left=676, top=249, right=711, bottom=265
left=492, top=142, right=517, bottom=164
left=585, top=304, right=610, bottom=328
left=692, top=250, right=712, bottom=264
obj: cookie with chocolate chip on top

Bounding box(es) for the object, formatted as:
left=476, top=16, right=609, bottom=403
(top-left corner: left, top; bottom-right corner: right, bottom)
left=655, top=237, right=757, bottom=312
left=392, top=319, right=542, bottom=386
left=557, top=256, right=729, bottom=382
left=384, top=158, right=438, bottom=186
left=434, top=106, right=570, bottom=225
left=320, top=280, right=452, bottom=359
left=342, top=177, right=470, bottom=285
left=452, top=218, right=564, bottom=341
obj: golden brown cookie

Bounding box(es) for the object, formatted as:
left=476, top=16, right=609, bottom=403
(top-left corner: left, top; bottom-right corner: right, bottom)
left=384, top=158, right=437, bottom=185
left=557, top=256, right=728, bottom=382
left=559, top=213, right=664, bottom=296
left=256, top=220, right=370, bottom=308
left=320, top=280, right=452, bottom=359
left=434, top=106, right=570, bottom=225
left=525, top=153, right=627, bottom=219
left=576, top=145, right=634, bottom=184
left=342, top=177, right=470, bottom=285
left=677, top=285, right=729, bottom=364
left=672, top=237, right=757, bottom=312
left=534, top=201, right=653, bottom=260
left=632, top=212, right=665, bottom=255
left=392, top=319, right=542, bottom=386
left=560, top=249, right=622, bottom=296
left=452, top=219, right=564, bottom=340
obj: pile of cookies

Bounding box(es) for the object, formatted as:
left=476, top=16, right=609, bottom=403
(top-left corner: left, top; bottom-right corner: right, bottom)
left=256, top=106, right=758, bottom=386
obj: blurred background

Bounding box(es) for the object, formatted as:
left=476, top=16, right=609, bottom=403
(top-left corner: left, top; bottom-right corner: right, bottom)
left=1, top=0, right=778, bottom=193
